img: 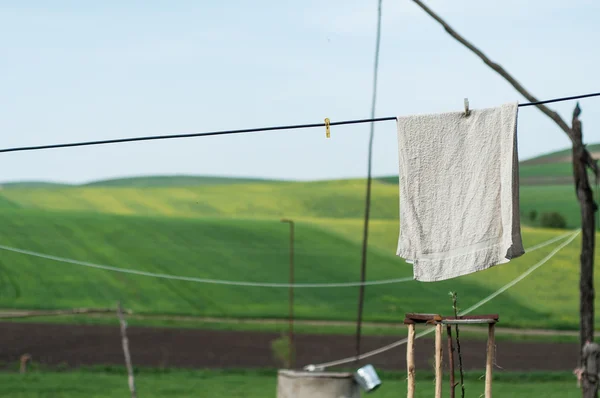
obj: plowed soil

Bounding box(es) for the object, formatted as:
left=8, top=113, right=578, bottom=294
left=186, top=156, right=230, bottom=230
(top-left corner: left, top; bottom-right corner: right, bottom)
left=0, top=322, right=577, bottom=371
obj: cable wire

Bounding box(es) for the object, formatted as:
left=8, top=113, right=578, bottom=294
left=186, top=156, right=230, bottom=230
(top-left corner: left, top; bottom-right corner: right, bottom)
left=0, top=230, right=572, bottom=288
left=304, top=230, right=580, bottom=369
left=1, top=93, right=599, bottom=154
left=356, top=0, right=384, bottom=362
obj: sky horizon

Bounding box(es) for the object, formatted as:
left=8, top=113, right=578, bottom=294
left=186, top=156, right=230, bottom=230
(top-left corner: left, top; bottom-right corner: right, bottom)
left=2, top=0, right=599, bottom=184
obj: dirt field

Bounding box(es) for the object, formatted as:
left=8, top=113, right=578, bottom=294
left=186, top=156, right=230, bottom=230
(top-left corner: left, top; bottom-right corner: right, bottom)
left=0, top=322, right=577, bottom=371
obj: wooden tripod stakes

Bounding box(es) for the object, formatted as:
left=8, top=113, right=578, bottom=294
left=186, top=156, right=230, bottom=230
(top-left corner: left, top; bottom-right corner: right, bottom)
left=404, top=313, right=498, bottom=398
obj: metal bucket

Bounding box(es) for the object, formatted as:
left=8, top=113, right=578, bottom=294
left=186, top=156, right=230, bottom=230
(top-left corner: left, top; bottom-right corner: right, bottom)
left=354, top=364, right=381, bottom=393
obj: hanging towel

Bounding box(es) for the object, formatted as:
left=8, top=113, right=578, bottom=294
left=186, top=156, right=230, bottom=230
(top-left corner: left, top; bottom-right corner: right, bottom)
left=396, top=102, right=524, bottom=282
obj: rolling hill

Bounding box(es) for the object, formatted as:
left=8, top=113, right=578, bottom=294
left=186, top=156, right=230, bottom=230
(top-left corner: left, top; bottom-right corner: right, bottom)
left=84, top=175, right=280, bottom=187
left=0, top=178, right=585, bottom=227
left=0, top=143, right=596, bottom=330
left=519, top=143, right=600, bottom=185
left=0, top=208, right=589, bottom=329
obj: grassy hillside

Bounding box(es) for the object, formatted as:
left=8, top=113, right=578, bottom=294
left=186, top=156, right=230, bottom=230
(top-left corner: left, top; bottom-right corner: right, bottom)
left=0, top=180, right=584, bottom=227
left=521, top=143, right=600, bottom=165
left=0, top=180, right=400, bottom=220
left=0, top=208, right=593, bottom=329
left=84, top=175, right=279, bottom=187
left=0, top=181, right=70, bottom=189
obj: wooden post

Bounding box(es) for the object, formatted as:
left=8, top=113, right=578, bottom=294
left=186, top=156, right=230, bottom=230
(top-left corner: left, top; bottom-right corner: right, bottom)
left=289, top=221, right=294, bottom=369
left=117, top=302, right=137, bottom=398
left=581, top=341, right=600, bottom=397
left=19, top=354, right=31, bottom=374
left=407, top=323, right=416, bottom=398
left=485, top=323, right=496, bottom=398
left=572, top=106, right=599, bottom=397
left=447, top=325, right=456, bottom=398
left=435, top=323, right=443, bottom=398
left=281, top=218, right=295, bottom=369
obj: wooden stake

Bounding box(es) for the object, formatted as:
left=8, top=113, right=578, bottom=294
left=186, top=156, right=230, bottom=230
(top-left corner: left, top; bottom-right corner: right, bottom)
left=407, top=323, right=416, bottom=398
left=485, top=323, right=496, bottom=398
left=117, top=301, right=137, bottom=398
left=435, top=323, right=443, bottom=398
left=19, top=354, right=31, bottom=374
left=447, top=325, right=456, bottom=398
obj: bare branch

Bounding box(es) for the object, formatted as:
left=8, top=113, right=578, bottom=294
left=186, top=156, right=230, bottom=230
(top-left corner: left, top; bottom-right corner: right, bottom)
left=412, top=0, right=573, bottom=140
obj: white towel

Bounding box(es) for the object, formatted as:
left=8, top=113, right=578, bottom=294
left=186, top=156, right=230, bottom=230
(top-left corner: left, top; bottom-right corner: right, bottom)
left=396, top=102, right=524, bottom=282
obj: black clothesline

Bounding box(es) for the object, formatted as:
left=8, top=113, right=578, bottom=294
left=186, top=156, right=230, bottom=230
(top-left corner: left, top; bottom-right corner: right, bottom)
left=2, top=91, right=599, bottom=154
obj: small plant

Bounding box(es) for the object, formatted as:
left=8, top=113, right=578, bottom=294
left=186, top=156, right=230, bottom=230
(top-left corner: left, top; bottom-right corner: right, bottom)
left=529, top=210, right=538, bottom=223
left=270, top=334, right=293, bottom=368
left=540, top=212, right=567, bottom=229
left=449, top=292, right=465, bottom=398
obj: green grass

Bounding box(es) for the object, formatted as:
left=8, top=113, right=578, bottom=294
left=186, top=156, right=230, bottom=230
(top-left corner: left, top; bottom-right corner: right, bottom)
left=0, top=180, right=399, bottom=220
left=521, top=143, right=600, bottom=165
left=519, top=163, right=573, bottom=178
left=0, top=179, right=585, bottom=228
left=519, top=185, right=580, bottom=227
left=0, top=368, right=582, bottom=398
left=0, top=208, right=596, bottom=330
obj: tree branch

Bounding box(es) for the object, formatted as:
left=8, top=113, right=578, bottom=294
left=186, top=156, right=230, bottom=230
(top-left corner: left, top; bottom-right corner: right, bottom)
left=412, top=0, right=598, bottom=178
left=412, top=0, right=573, bottom=138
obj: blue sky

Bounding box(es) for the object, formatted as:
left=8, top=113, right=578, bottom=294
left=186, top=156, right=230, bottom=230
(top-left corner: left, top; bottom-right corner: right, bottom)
left=1, top=0, right=599, bottom=183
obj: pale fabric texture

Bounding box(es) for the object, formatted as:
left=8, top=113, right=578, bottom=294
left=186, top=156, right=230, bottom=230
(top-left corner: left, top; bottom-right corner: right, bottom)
left=396, top=102, right=524, bottom=282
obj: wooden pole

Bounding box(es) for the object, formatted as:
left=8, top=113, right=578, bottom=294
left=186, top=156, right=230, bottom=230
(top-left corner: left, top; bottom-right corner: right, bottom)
left=485, top=323, right=496, bottom=398
left=281, top=219, right=295, bottom=369
left=573, top=107, right=599, bottom=398
left=289, top=220, right=294, bottom=368
left=407, top=324, right=416, bottom=398
left=117, top=301, right=137, bottom=398
left=435, top=323, right=443, bottom=398
left=447, top=325, right=456, bottom=398
left=19, top=354, right=31, bottom=374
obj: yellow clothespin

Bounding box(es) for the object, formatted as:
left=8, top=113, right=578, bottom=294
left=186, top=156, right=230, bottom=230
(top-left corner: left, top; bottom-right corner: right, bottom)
left=325, top=118, right=331, bottom=138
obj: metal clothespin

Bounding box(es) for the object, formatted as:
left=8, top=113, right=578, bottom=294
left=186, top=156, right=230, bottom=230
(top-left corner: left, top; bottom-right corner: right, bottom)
left=464, top=98, right=471, bottom=117
left=325, top=118, right=331, bottom=138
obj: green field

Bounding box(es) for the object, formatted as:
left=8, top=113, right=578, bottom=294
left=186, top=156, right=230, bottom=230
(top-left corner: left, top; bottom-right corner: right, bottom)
left=0, top=180, right=400, bottom=220
left=520, top=143, right=600, bottom=165
left=0, top=143, right=597, bottom=331
left=0, top=206, right=593, bottom=329
left=0, top=368, right=582, bottom=398
left=0, top=179, right=585, bottom=227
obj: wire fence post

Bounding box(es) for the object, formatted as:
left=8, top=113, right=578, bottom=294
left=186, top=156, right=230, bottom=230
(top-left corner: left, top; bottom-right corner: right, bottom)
left=434, top=323, right=443, bottom=398
left=406, top=323, right=416, bottom=398
left=281, top=218, right=295, bottom=368
left=485, top=323, right=496, bottom=398
left=117, top=301, right=137, bottom=398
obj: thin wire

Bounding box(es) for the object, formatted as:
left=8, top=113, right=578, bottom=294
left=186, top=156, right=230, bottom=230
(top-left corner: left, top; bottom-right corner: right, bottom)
left=0, top=244, right=411, bottom=287
left=356, top=0, right=384, bottom=362
left=0, top=231, right=570, bottom=289
left=518, top=92, right=600, bottom=107
left=0, top=118, right=397, bottom=154
left=305, top=230, right=580, bottom=369
left=0, top=93, right=599, bottom=154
